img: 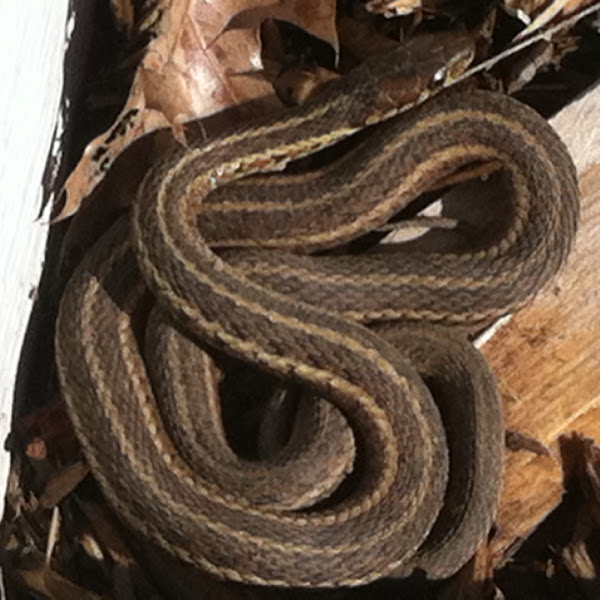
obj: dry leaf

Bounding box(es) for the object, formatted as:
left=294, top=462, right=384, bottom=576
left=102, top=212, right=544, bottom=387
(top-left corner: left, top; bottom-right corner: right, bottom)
left=505, top=429, right=551, bottom=456
left=58, top=0, right=337, bottom=220
left=15, top=399, right=77, bottom=455
left=511, top=0, right=597, bottom=40
left=225, top=0, right=338, bottom=50
left=110, top=0, right=135, bottom=30
left=366, top=0, right=422, bottom=17
left=39, top=461, right=90, bottom=509
left=25, top=437, right=47, bottom=461
left=366, top=0, right=481, bottom=19
left=504, top=0, right=553, bottom=18
left=557, top=434, right=600, bottom=597
left=17, top=565, right=106, bottom=600
left=560, top=433, right=600, bottom=513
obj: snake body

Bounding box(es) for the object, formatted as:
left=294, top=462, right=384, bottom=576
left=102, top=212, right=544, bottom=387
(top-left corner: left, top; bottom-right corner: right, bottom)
left=55, top=32, right=578, bottom=588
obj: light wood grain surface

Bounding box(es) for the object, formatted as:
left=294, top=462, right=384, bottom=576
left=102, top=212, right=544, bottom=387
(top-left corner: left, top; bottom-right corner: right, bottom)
left=483, top=82, right=600, bottom=563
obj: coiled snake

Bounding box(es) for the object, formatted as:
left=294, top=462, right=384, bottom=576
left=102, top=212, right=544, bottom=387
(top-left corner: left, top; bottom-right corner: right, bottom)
left=55, top=33, right=579, bottom=587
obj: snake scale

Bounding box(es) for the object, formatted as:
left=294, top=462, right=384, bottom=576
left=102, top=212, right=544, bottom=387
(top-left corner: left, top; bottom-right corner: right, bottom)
left=55, top=32, right=579, bottom=587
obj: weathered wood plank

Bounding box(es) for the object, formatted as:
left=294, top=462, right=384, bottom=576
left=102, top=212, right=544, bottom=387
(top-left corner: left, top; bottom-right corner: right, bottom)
left=0, top=4, right=69, bottom=511
left=483, top=83, right=600, bottom=562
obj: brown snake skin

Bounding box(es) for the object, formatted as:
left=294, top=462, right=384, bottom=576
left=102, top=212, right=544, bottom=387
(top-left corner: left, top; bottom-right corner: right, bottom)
left=55, top=32, right=579, bottom=588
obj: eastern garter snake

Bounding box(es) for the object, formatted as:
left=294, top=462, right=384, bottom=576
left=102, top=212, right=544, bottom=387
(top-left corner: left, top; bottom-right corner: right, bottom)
left=55, top=32, right=579, bottom=587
